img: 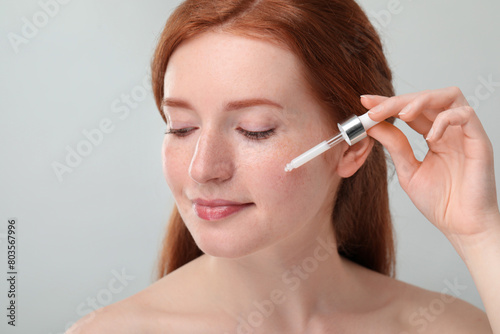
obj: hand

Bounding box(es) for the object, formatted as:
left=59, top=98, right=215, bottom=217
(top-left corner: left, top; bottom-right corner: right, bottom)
left=361, top=87, right=500, bottom=241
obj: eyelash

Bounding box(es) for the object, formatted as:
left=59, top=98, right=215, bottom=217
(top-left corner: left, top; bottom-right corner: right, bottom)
left=164, top=127, right=275, bottom=140
left=237, top=128, right=275, bottom=140
left=165, top=127, right=196, bottom=137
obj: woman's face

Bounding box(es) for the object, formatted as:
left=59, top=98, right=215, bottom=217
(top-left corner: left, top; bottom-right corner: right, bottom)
left=162, top=31, right=342, bottom=258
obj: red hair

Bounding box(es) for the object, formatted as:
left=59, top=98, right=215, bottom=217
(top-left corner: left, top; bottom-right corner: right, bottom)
left=151, top=0, right=396, bottom=278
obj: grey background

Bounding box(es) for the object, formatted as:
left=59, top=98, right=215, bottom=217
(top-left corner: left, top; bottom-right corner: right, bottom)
left=1, top=0, right=499, bottom=332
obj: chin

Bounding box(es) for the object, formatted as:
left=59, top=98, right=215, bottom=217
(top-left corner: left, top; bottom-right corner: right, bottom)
left=198, top=245, right=249, bottom=259
left=190, top=227, right=270, bottom=259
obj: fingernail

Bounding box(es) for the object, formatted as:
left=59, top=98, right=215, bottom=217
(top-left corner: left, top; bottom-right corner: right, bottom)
left=399, top=104, right=411, bottom=116
left=361, top=95, right=375, bottom=99
left=426, top=128, right=434, bottom=141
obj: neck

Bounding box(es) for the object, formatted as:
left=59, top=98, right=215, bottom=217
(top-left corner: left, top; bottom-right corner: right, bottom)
left=200, top=218, right=360, bottom=329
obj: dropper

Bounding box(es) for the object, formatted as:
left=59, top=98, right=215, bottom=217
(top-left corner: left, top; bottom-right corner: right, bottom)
left=284, top=112, right=379, bottom=172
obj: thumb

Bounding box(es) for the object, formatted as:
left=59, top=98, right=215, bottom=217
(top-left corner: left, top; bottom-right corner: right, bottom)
left=367, top=121, right=420, bottom=187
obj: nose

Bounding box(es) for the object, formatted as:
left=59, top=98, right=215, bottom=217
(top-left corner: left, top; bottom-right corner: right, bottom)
left=188, top=129, right=235, bottom=184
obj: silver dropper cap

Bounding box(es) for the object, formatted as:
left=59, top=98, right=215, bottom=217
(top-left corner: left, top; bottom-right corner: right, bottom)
left=338, top=115, right=367, bottom=145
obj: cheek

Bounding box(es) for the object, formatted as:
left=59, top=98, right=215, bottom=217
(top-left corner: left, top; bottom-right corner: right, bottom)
left=243, top=141, right=321, bottom=212
left=162, top=141, right=190, bottom=193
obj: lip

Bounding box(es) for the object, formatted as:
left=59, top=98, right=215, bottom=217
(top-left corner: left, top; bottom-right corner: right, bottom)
left=192, top=198, right=253, bottom=221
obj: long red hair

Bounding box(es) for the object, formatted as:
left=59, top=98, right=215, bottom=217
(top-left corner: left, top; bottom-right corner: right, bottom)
left=151, top=0, right=396, bottom=278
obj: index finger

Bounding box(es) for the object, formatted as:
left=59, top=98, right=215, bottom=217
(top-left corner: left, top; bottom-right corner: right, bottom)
left=366, top=87, right=469, bottom=123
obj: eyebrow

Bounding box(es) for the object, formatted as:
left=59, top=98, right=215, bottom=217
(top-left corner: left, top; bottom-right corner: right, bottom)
left=161, top=97, right=283, bottom=112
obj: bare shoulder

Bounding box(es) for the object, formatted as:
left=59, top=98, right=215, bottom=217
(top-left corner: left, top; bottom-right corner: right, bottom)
left=66, top=256, right=225, bottom=334
left=65, top=277, right=193, bottom=334
left=65, top=301, right=146, bottom=334
left=346, top=260, right=491, bottom=333
left=384, top=275, right=492, bottom=333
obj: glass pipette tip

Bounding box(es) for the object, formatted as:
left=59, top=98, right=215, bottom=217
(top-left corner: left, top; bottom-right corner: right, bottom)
left=284, top=112, right=380, bottom=172
left=284, top=133, right=344, bottom=172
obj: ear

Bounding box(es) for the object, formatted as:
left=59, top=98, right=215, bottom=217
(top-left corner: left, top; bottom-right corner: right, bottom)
left=336, top=138, right=374, bottom=178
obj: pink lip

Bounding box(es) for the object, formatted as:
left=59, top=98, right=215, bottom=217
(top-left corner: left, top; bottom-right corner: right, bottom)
left=192, top=198, right=253, bottom=221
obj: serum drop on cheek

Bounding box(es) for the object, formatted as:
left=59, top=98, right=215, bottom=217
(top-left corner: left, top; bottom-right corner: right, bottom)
left=285, top=112, right=380, bottom=172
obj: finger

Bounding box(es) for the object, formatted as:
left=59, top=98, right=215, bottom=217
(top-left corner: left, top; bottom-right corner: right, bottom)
left=368, top=87, right=469, bottom=123
left=367, top=121, right=420, bottom=186
left=397, top=87, right=468, bottom=123
left=360, top=95, right=389, bottom=110
left=427, top=105, right=489, bottom=143
left=404, top=117, right=434, bottom=138
left=362, top=94, right=433, bottom=136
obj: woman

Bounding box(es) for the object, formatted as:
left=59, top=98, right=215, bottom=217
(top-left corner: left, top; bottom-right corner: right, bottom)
left=70, top=0, right=498, bottom=332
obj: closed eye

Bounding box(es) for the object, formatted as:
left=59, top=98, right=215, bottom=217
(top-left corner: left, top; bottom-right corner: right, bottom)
left=165, top=127, right=197, bottom=137
left=237, top=128, right=275, bottom=140
left=165, top=127, right=275, bottom=140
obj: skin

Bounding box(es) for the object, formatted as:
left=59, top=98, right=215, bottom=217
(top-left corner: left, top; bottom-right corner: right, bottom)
left=67, top=32, right=497, bottom=333
left=161, top=30, right=350, bottom=261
